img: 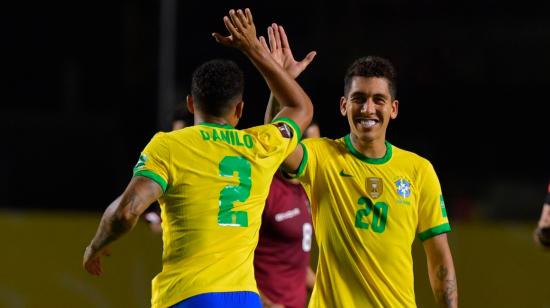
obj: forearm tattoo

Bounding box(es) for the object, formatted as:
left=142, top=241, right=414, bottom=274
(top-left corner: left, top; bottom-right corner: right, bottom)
left=434, top=265, right=457, bottom=307
left=92, top=191, right=139, bottom=250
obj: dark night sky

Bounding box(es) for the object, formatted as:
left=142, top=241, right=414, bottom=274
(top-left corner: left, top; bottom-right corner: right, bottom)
left=3, top=1, right=549, bottom=219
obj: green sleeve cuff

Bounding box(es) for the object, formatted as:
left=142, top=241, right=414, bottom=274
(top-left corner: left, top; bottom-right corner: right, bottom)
left=133, top=170, right=167, bottom=192
left=418, top=223, right=451, bottom=241
left=272, top=117, right=302, bottom=141
left=293, top=143, right=309, bottom=178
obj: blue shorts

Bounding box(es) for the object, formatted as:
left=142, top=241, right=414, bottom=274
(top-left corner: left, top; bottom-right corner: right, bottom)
left=171, top=291, right=261, bottom=308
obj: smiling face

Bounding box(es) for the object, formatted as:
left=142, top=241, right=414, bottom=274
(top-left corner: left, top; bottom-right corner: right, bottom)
left=340, top=76, right=398, bottom=144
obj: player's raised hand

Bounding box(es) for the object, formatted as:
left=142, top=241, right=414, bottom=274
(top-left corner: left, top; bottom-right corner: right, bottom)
left=212, top=8, right=260, bottom=54
left=259, top=23, right=316, bottom=79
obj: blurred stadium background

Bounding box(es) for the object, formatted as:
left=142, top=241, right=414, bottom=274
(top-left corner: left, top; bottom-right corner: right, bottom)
left=3, top=0, right=549, bottom=307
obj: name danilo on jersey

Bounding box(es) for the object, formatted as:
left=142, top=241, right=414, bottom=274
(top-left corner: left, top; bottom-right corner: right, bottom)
left=200, top=129, right=254, bottom=149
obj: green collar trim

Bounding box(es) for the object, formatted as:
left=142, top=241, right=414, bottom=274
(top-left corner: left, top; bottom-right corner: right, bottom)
left=344, top=134, right=392, bottom=164
left=198, top=122, right=234, bottom=129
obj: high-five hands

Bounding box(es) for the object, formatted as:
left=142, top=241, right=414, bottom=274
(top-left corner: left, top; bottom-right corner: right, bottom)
left=259, top=23, right=316, bottom=79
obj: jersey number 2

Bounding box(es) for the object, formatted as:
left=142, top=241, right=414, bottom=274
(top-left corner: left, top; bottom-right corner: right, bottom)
left=218, top=156, right=251, bottom=227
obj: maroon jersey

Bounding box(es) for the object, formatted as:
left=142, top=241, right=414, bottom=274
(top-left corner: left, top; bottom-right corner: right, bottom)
left=254, top=172, right=313, bottom=308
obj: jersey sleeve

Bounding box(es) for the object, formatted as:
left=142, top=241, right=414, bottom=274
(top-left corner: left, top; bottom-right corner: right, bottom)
left=267, top=117, right=301, bottom=159
left=416, top=161, right=451, bottom=241
left=132, top=132, right=170, bottom=192
left=292, top=138, right=319, bottom=192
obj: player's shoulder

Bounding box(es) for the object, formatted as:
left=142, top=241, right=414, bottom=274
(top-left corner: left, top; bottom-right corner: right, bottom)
left=303, top=136, right=349, bottom=157
left=303, top=136, right=343, bottom=148
left=144, top=131, right=169, bottom=146
left=391, top=143, right=432, bottom=168
left=156, top=127, right=195, bottom=143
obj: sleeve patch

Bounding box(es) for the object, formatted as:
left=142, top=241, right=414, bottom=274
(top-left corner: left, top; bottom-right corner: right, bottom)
left=273, top=122, right=294, bottom=139
left=133, top=153, right=148, bottom=171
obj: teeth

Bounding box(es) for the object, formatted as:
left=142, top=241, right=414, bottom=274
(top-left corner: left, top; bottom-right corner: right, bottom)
left=359, top=119, right=376, bottom=128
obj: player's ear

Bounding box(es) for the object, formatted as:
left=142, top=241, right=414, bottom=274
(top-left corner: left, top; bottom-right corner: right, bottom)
left=235, top=100, right=244, bottom=119
left=340, top=96, right=348, bottom=116
left=186, top=95, right=195, bottom=114
left=390, top=99, right=399, bottom=119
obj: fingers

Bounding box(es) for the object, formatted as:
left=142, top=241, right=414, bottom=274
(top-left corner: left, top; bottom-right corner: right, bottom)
left=267, top=26, right=277, bottom=51
left=303, top=51, right=317, bottom=65
left=272, top=23, right=282, bottom=51
left=212, top=32, right=232, bottom=46
left=229, top=9, right=246, bottom=31
left=259, top=36, right=270, bottom=53
left=244, top=8, right=253, bottom=26
left=215, top=8, right=256, bottom=50
left=279, top=25, right=290, bottom=49
left=84, top=254, right=103, bottom=276
left=223, top=15, right=239, bottom=38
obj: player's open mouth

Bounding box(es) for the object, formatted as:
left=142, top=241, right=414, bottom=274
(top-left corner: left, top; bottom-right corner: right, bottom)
left=356, top=118, right=378, bottom=129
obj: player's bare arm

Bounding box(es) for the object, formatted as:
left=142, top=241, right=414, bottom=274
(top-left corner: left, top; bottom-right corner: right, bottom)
left=261, top=23, right=316, bottom=124
left=212, top=8, right=313, bottom=134
left=534, top=203, right=550, bottom=247
left=306, top=266, right=316, bottom=290
left=423, top=233, right=458, bottom=308
left=83, top=176, right=163, bottom=275
left=257, top=23, right=316, bottom=173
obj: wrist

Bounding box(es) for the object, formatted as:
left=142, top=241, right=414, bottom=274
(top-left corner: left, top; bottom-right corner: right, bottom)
left=536, top=226, right=550, bottom=247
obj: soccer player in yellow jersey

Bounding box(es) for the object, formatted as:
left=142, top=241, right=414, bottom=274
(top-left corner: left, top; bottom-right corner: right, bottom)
left=267, top=26, right=458, bottom=307
left=83, top=8, right=314, bottom=308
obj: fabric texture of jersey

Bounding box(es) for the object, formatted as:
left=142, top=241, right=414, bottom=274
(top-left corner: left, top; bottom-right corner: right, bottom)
left=254, top=171, right=313, bottom=308
left=296, top=135, right=450, bottom=308
left=133, top=119, right=300, bottom=308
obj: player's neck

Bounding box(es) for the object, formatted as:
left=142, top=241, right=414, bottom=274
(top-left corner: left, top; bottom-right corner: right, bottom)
left=194, top=114, right=236, bottom=127
left=350, top=134, right=387, bottom=159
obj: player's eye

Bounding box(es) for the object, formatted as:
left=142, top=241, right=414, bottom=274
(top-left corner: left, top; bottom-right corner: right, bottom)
left=350, top=94, right=367, bottom=104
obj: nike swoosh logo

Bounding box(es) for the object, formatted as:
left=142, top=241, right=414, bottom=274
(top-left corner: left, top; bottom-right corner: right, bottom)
left=339, top=170, right=353, bottom=177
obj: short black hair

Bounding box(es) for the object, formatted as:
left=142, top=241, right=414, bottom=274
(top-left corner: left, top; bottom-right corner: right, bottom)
left=191, top=59, right=244, bottom=117
left=344, top=56, right=397, bottom=99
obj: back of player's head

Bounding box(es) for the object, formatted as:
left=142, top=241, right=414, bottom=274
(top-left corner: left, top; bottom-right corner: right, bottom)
left=344, top=56, right=397, bottom=99
left=191, top=59, right=244, bottom=117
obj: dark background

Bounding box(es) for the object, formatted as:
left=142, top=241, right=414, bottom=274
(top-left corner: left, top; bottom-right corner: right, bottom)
left=4, top=1, right=549, bottom=219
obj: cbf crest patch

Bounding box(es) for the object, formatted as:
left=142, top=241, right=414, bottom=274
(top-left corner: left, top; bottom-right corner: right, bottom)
left=395, top=178, right=411, bottom=198
left=366, top=177, right=383, bottom=199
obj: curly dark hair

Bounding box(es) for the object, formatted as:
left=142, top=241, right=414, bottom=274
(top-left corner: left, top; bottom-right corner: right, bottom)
left=191, top=59, right=244, bottom=117
left=344, top=56, right=397, bottom=99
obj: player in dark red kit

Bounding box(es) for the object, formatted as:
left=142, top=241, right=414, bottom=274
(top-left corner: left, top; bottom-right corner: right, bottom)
left=254, top=167, right=316, bottom=308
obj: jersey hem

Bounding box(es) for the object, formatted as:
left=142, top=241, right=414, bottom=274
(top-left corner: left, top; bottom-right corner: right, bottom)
left=134, top=170, right=167, bottom=192
left=418, top=222, right=451, bottom=241
left=152, top=286, right=259, bottom=308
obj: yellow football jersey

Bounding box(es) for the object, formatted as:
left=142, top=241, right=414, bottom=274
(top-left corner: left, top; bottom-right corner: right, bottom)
left=296, top=135, right=450, bottom=308
left=133, top=119, right=300, bottom=308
